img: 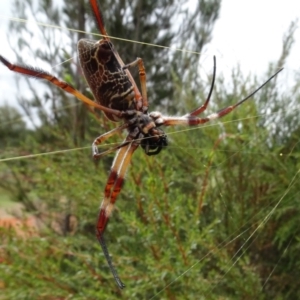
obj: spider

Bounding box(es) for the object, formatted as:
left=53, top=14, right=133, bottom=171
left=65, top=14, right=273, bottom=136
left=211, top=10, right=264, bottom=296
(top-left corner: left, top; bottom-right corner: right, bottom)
left=0, top=0, right=283, bottom=289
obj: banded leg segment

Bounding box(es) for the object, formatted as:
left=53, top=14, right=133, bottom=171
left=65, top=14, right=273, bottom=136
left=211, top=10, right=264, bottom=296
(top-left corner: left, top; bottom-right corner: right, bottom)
left=152, top=67, right=283, bottom=127
left=96, top=140, right=138, bottom=288
left=97, top=141, right=138, bottom=234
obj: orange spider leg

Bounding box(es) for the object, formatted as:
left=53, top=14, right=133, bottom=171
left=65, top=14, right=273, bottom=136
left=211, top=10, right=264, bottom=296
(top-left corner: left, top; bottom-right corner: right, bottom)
left=89, top=0, right=107, bottom=39
left=0, top=55, right=125, bottom=118
left=123, top=57, right=148, bottom=112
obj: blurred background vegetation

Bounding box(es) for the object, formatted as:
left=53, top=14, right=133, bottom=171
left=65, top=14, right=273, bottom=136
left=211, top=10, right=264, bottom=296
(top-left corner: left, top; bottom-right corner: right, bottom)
left=0, top=0, right=300, bottom=299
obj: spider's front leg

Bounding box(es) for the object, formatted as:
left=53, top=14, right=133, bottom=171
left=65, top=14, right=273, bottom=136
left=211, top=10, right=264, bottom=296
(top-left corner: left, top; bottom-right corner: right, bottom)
left=150, top=65, right=283, bottom=128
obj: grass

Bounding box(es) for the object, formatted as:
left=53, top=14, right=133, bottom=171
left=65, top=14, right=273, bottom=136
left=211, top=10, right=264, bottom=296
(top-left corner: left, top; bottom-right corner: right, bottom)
left=0, top=188, right=24, bottom=218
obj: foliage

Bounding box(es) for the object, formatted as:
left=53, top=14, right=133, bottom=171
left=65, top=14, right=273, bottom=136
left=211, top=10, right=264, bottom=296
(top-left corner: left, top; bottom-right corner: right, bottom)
left=0, top=105, right=27, bottom=148
left=1, top=0, right=300, bottom=299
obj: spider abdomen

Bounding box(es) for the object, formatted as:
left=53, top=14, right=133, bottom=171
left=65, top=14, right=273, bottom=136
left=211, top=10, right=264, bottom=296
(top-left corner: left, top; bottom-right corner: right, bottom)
left=78, top=39, right=135, bottom=121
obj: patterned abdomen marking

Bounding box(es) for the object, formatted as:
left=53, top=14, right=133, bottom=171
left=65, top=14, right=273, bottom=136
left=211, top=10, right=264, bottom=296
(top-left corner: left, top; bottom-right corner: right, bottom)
left=78, top=39, right=135, bottom=121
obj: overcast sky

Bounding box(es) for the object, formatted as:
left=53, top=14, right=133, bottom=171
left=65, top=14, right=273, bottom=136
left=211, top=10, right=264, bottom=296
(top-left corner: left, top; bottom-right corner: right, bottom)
left=210, top=0, right=299, bottom=76
left=0, top=0, right=299, bottom=111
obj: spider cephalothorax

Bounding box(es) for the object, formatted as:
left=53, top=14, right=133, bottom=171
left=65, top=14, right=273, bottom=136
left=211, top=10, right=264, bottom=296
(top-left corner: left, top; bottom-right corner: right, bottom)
left=0, top=0, right=283, bottom=289
left=124, top=111, right=168, bottom=155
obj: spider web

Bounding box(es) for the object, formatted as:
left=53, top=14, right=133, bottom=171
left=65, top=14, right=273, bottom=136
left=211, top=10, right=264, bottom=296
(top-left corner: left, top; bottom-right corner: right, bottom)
left=0, top=2, right=300, bottom=299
